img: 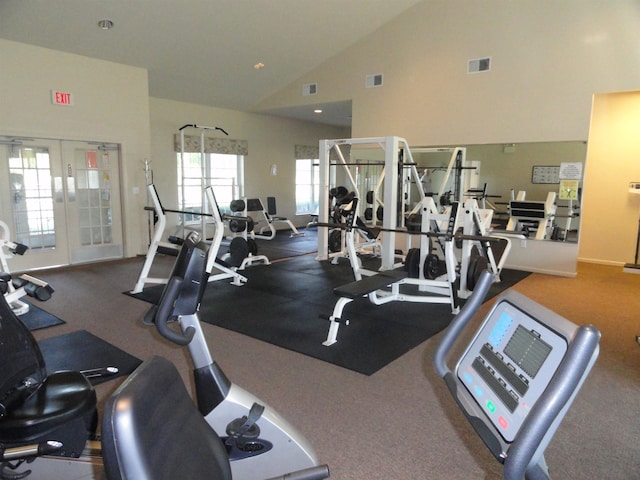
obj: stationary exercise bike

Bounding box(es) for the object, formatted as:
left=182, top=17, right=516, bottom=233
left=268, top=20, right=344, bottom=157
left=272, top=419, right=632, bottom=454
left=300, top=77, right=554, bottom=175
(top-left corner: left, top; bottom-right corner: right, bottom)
left=0, top=230, right=327, bottom=480
left=143, top=230, right=329, bottom=480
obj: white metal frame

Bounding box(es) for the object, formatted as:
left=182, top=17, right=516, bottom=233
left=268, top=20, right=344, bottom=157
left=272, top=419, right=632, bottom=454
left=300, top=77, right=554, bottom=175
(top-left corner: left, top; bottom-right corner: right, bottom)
left=322, top=196, right=461, bottom=347
left=130, top=184, right=247, bottom=294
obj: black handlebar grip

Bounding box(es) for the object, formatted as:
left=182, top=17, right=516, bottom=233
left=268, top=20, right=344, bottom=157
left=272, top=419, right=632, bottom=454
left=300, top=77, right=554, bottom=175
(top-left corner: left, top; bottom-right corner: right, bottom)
left=155, top=276, right=196, bottom=346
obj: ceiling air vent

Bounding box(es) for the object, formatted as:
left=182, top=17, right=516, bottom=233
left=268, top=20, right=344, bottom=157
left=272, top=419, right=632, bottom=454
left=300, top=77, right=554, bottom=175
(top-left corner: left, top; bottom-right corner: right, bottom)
left=302, top=83, right=317, bottom=96
left=468, top=57, right=491, bottom=74
left=365, top=73, right=383, bottom=88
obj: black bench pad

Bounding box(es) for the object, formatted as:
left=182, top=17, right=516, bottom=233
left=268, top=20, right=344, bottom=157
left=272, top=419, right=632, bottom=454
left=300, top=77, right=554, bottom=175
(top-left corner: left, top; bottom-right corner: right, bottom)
left=334, top=269, right=409, bottom=299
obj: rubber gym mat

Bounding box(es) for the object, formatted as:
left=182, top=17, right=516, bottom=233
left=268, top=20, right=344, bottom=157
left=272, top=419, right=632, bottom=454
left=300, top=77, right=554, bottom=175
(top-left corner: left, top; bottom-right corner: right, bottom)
left=250, top=229, right=318, bottom=261
left=38, top=330, right=142, bottom=386
left=18, top=302, right=66, bottom=331
left=195, top=261, right=530, bottom=375
left=125, top=256, right=530, bottom=375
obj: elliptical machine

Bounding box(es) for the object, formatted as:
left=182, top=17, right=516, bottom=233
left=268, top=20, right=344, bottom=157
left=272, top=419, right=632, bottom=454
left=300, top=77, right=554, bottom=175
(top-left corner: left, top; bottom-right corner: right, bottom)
left=145, top=230, right=328, bottom=480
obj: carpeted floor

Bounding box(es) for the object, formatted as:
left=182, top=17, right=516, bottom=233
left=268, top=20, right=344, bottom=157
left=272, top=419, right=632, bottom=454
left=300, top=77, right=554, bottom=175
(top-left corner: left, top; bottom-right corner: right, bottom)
left=128, top=251, right=530, bottom=374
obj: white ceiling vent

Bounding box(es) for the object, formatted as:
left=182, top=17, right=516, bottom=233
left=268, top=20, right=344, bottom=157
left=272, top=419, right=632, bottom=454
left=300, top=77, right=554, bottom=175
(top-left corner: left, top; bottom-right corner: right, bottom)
left=302, top=83, right=317, bottom=96
left=365, top=73, right=383, bottom=88
left=468, top=57, right=491, bottom=74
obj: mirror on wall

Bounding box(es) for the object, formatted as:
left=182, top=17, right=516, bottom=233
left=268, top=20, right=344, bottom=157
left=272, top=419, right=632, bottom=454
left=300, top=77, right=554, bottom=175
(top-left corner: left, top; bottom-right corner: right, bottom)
left=322, top=138, right=585, bottom=276
left=413, top=141, right=587, bottom=243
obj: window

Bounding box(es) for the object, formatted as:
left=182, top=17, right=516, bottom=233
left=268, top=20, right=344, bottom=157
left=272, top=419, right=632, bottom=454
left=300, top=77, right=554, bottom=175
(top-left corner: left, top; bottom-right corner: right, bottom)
left=8, top=146, right=56, bottom=249
left=177, top=152, right=244, bottom=219
left=295, top=158, right=319, bottom=215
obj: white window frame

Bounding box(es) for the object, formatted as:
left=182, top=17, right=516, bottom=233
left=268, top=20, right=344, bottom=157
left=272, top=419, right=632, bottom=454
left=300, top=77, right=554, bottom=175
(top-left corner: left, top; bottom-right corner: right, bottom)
left=295, top=158, right=319, bottom=215
left=177, top=152, right=244, bottom=219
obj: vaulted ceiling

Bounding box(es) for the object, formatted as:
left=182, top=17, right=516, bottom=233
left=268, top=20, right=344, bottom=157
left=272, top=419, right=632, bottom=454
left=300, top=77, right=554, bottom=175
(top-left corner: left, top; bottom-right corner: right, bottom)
left=0, top=0, right=422, bottom=126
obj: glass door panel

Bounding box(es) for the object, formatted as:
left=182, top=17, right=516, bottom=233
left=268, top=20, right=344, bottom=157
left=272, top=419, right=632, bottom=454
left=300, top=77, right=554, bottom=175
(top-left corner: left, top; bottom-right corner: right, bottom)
left=0, top=137, right=124, bottom=272
left=62, top=141, right=123, bottom=264
left=0, top=139, right=69, bottom=271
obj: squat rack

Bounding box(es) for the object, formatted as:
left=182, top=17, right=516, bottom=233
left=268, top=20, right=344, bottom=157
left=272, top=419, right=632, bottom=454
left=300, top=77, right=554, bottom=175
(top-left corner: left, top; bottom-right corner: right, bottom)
left=317, top=137, right=469, bottom=270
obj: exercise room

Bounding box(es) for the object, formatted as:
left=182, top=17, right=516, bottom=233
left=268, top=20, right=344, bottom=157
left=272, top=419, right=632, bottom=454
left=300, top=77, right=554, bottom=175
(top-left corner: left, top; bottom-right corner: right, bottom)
left=0, top=1, right=638, bottom=479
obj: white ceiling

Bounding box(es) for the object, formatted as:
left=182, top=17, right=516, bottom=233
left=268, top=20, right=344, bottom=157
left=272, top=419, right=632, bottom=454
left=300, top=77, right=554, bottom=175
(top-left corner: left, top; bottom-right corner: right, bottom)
left=0, top=0, right=422, bottom=127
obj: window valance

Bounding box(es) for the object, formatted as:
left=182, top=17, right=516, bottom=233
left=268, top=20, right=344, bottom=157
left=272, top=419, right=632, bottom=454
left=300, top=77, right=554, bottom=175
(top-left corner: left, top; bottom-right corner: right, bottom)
left=295, top=143, right=350, bottom=161
left=174, top=134, right=248, bottom=156
left=294, top=144, right=318, bottom=159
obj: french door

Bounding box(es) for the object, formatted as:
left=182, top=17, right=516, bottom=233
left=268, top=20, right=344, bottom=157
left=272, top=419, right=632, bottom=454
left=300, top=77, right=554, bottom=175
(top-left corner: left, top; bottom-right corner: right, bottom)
left=0, top=137, right=123, bottom=272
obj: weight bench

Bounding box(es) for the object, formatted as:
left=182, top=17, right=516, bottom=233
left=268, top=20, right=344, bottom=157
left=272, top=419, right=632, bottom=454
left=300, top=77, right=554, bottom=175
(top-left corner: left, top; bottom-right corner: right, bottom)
left=322, top=268, right=408, bottom=346
left=247, top=197, right=303, bottom=240
left=506, top=192, right=556, bottom=240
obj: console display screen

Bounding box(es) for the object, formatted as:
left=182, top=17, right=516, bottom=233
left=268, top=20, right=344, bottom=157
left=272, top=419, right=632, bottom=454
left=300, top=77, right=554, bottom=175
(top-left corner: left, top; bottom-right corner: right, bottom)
left=504, top=325, right=552, bottom=378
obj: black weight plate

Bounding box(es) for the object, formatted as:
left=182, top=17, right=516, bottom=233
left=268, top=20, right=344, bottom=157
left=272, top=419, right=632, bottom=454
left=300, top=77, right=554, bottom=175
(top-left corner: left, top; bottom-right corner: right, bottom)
left=467, top=255, right=489, bottom=291
left=366, top=190, right=374, bottom=204
left=229, top=218, right=246, bottom=233
left=404, top=248, right=420, bottom=278
left=229, top=199, right=246, bottom=212
left=424, top=254, right=441, bottom=280
left=228, top=237, right=249, bottom=267
left=329, top=230, right=342, bottom=253
left=247, top=238, right=258, bottom=255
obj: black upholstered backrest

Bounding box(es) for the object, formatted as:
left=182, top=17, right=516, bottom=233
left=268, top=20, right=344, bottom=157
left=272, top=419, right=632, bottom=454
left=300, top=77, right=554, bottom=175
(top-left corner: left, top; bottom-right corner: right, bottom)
left=101, top=356, right=232, bottom=480
left=0, top=293, right=47, bottom=416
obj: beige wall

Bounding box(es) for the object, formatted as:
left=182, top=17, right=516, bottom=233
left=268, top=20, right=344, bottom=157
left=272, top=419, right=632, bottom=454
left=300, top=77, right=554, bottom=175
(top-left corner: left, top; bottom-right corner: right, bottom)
left=255, top=0, right=640, bottom=265
left=257, top=0, right=640, bottom=146
left=0, top=39, right=346, bottom=260
left=0, top=39, right=151, bottom=257
left=581, top=91, right=640, bottom=266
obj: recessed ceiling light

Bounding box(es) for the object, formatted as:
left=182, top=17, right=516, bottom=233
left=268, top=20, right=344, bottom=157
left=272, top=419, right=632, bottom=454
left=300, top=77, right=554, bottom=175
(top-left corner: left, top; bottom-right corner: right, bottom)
left=98, top=19, right=114, bottom=30
left=314, top=109, right=323, bottom=114
left=253, top=62, right=265, bottom=70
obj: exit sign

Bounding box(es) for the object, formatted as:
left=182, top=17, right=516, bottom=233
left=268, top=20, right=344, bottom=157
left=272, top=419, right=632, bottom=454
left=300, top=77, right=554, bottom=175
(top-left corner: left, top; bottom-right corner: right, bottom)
left=51, top=90, right=74, bottom=106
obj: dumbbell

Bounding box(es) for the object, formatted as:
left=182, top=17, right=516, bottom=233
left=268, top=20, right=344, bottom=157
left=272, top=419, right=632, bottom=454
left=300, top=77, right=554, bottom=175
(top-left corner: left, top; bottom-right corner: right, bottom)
left=12, top=274, right=54, bottom=302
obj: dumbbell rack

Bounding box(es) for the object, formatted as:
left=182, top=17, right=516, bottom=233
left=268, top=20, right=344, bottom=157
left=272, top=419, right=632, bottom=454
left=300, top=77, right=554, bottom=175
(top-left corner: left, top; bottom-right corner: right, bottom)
left=226, top=198, right=270, bottom=270
left=1, top=220, right=54, bottom=314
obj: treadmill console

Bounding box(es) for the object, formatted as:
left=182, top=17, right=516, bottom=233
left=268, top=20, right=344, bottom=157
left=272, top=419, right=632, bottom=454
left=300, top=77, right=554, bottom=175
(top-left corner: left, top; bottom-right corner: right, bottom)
left=455, top=294, right=570, bottom=442
left=434, top=272, right=600, bottom=479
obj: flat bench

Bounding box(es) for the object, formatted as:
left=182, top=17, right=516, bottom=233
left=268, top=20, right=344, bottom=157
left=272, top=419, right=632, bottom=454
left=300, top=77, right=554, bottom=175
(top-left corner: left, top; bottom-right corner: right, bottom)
left=322, top=268, right=409, bottom=346
left=333, top=268, right=409, bottom=299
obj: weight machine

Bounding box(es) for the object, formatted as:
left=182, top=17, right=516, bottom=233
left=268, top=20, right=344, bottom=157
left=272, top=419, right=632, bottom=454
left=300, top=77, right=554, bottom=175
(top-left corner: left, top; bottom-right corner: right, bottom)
left=320, top=195, right=462, bottom=346
left=320, top=193, right=513, bottom=346
left=317, top=137, right=470, bottom=270
left=506, top=192, right=557, bottom=240
left=130, top=184, right=247, bottom=294
left=246, top=197, right=304, bottom=239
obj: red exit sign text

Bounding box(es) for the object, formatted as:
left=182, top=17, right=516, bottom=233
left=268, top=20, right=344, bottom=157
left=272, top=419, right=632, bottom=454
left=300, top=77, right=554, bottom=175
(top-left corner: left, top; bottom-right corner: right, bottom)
left=51, top=90, right=74, bottom=106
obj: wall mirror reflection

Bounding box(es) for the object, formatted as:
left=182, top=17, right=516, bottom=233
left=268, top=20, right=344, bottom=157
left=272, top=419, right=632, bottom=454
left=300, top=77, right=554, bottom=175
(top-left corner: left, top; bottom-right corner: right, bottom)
left=412, top=141, right=587, bottom=244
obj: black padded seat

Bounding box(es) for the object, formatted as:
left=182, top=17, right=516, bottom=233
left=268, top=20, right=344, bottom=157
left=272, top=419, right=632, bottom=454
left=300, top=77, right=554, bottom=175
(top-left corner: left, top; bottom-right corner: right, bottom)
left=0, top=370, right=96, bottom=443
left=0, top=291, right=97, bottom=458
left=102, top=356, right=232, bottom=480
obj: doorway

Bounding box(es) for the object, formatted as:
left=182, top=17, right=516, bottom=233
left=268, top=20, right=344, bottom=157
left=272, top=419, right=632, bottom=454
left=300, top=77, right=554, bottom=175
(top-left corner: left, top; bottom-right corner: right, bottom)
left=0, top=137, right=123, bottom=272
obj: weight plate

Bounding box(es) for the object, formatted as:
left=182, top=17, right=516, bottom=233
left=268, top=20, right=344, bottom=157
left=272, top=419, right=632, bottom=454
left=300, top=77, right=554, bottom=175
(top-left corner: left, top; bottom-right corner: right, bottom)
left=329, top=230, right=342, bottom=253
left=247, top=238, right=258, bottom=255
left=366, top=190, right=374, bottom=204
left=404, top=248, right=420, bottom=278
left=229, top=199, right=246, bottom=212
left=424, top=254, right=441, bottom=280
left=228, top=237, right=249, bottom=267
